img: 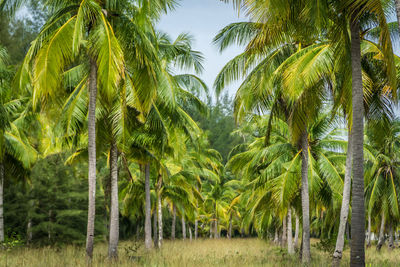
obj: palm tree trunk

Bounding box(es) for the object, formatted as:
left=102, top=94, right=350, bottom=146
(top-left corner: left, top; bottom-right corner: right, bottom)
left=182, top=215, right=186, bottom=240
left=388, top=223, right=394, bottom=250
left=349, top=17, right=366, bottom=267
left=274, top=228, right=279, bottom=244
left=108, top=140, right=119, bottom=259
left=287, top=209, right=294, bottom=254
left=189, top=224, right=192, bottom=241
left=153, top=211, right=158, bottom=248
left=210, top=221, right=213, bottom=238
left=157, top=188, right=163, bottom=248
left=214, top=219, right=218, bottom=239
left=395, top=0, right=400, bottom=33
left=282, top=215, right=287, bottom=247
left=228, top=213, right=232, bottom=239
left=86, top=58, right=97, bottom=260
left=0, top=161, right=4, bottom=243
left=294, top=213, right=299, bottom=249
left=333, top=128, right=353, bottom=265
left=195, top=219, right=198, bottom=240
left=144, top=163, right=152, bottom=249
left=300, top=130, right=311, bottom=263
left=171, top=204, right=176, bottom=240
left=377, top=211, right=385, bottom=251
left=367, top=214, right=372, bottom=247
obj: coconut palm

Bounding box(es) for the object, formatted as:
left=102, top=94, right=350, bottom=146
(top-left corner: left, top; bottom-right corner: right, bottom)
left=18, top=0, right=180, bottom=258
left=0, top=46, right=37, bottom=242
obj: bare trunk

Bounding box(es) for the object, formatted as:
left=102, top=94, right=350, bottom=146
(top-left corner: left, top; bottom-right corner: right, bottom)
left=48, top=210, right=51, bottom=241
left=333, top=128, right=353, bottom=265
left=195, top=219, right=198, bottom=240
left=366, top=214, right=371, bottom=247
left=294, top=213, right=299, bottom=249
left=388, top=223, right=394, bottom=250
left=86, top=58, right=97, bottom=260
left=274, top=228, right=279, bottom=244
left=395, top=0, right=400, bottom=34
left=171, top=204, right=176, bottom=240
left=377, top=211, right=385, bottom=251
left=350, top=18, right=365, bottom=267
left=153, top=211, right=158, bottom=248
left=287, top=209, right=294, bottom=254
left=210, top=221, right=213, bottom=238
left=136, top=225, right=140, bottom=240
left=300, top=130, right=311, bottom=263
left=182, top=215, right=186, bottom=240
left=214, top=219, right=218, bottom=239
left=0, top=162, right=4, bottom=242
left=157, top=188, right=163, bottom=248
left=282, top=215, right=287, bottom=247
left=144, top=164, right=152, bottom=249
left=27, top=219, right=32, bottom=245
left=189, top=224, right=192, bottom=241
left=108, top=141, right=119, bottom=259
left=228, top=213, right=232, bottom=239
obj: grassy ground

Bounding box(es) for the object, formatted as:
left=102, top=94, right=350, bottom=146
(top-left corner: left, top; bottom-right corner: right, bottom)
left=0, top=238, right=399, bottom=266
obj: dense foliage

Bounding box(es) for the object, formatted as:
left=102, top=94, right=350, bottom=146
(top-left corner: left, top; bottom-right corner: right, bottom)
left=1, top=0, right=400, bottom=266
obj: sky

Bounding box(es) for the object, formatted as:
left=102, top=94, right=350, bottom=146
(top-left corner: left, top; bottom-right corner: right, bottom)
left=157, top=0, right=247, bottom=98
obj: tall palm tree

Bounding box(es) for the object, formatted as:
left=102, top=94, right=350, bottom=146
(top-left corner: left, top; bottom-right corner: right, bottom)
left=18, top=0, right=178, bottom=258
left=0, top=46, right=37, bottom=242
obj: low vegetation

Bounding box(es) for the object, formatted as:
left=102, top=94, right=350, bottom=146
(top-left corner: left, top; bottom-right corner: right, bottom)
left=1, top=239, right=399, bottom=267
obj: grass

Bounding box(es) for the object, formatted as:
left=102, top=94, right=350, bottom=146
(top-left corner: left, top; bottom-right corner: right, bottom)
left=0, top=238, right=399, bottom=266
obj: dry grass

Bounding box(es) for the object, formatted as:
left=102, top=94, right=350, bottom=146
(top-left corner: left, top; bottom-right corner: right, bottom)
left=0, top=238, right=398, bottom=266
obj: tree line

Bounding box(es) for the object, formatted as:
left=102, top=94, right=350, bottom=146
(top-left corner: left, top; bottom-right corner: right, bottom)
left=1, top=1, right=400, bottom=267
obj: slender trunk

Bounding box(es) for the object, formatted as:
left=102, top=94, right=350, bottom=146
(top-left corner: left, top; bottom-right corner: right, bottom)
left=333, top=128, right=353, bottom=265
left=274, top=228, right=279, bottom=244
left=48, top=210, right=52, bottom=241
left=157, top=187, right=163, bottom=248
left=0, top=162, right=4, bottom=242
left=366, top=214, right=371, bottom=247
left=153, top=211, right=158, bottom=248
left=144, top=164, right=152, bottom=249
left=294, top=214, right=299, bottom=249
left=86, top=58, right=97, bottom=260
left=300, top=130, right=311, bottom=263
left=282, top=215, right=287, bottom=247
left=350, top=18, right=365, bottom=267
left=377, top=211, right=385, bottom=251
left=171, top=204, right=176, bottom=240
left=136, top=225, right=140, bottom=240
left=195, top=219, right=198, bottom=240
left=395, top=0, right=400, bottom=34
left=27, top=219, right=32, bottom=245
left=182, top=215, right=186, bottom=240
left=241, top=227, right=244, bottom=238
left=189, top=224, right=192, bottom=241
left=210, top=221, right=212, bottom=238
left=287, top=209, right=294, bottom=254
left=228, top=213, right=232, bottom=239
left=214, top=219, right=218, bottom=239
left=108, top=141, right=119, bottom=259
left=388, top=223, right=394, bottom=250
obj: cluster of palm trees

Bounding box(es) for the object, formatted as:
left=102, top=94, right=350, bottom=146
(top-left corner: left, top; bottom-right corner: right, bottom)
left=0, top=0, right=228, bottom=260
left=217, top=0, right=400, bottom=265
left=2, top=0, right=400, bottom=266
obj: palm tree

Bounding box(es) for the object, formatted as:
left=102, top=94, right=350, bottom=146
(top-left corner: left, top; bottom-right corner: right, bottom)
left=0, top=46, right=37, bottom=242
left=19, top=0, right=178, bottom=258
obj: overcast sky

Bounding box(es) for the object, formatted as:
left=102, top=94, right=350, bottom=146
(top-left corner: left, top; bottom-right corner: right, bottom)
left=157, top=0, right=247, bottom=98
